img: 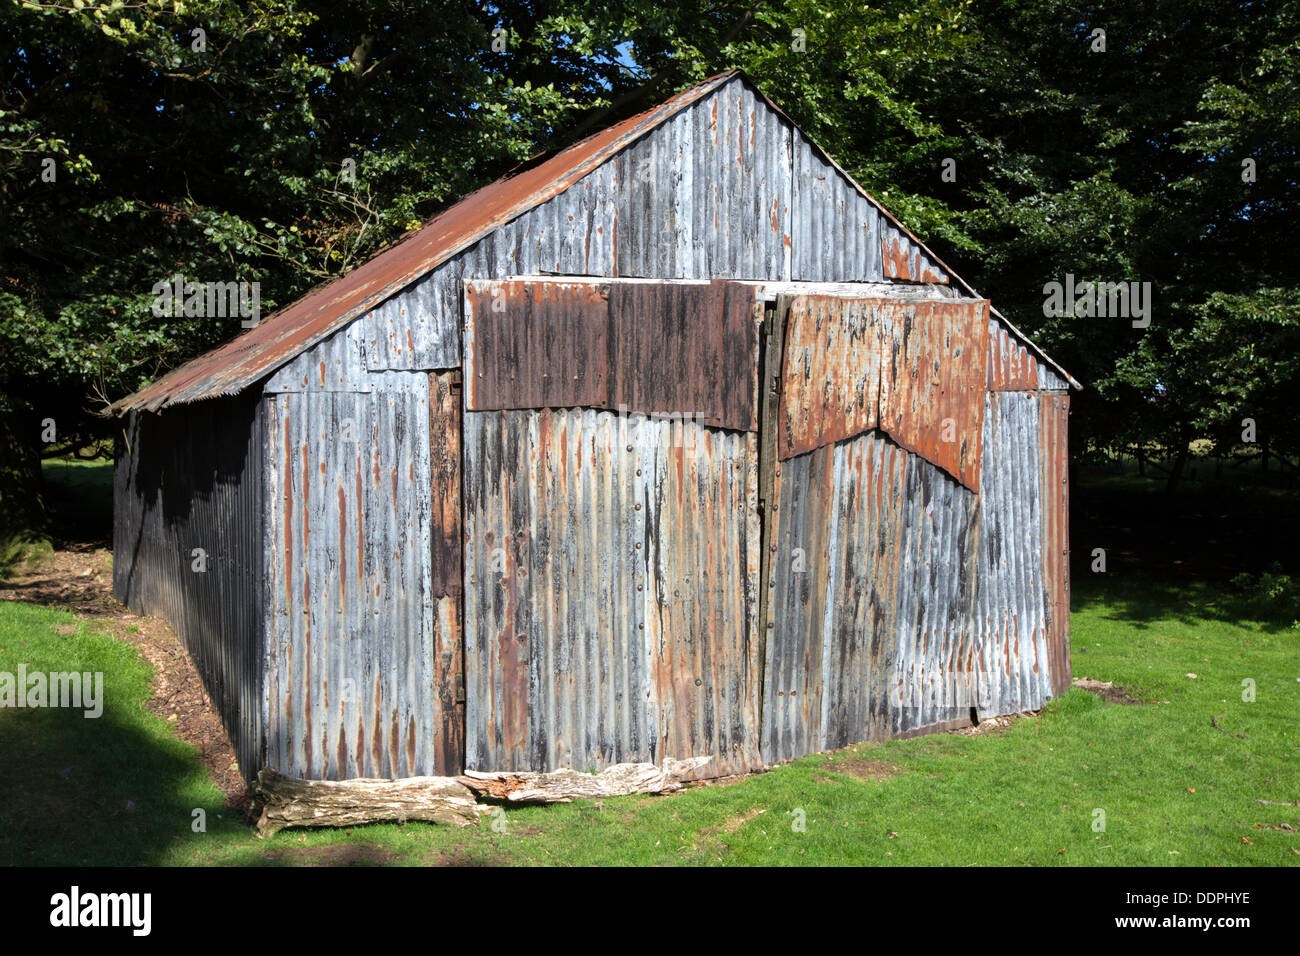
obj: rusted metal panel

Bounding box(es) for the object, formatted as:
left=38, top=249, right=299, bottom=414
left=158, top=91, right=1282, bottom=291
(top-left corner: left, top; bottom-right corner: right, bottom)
left=263, top=370, right=462, bottom=779
left=877, top=299, right=988, bottom=491
left=879, top=223, right=949, bottom=285
left=986, top=317, right=1040, bottom=391
left=990, top=308, right=1080, bottom=391
left=463, top=405, right=762, bottom=776
left=465, top=278, right=758, bottom=431
left=429, top=372, right=463, bottom=600
left=463, top=280, right=611, bottom=410
left=112, top=392, right=266, bottom=782
left=762, top=430, right=979, bottom=762
left=609, top=280, right=758, bottom=431
left=616, top=79, right=792, bottom=280
left=778, top=295, right=880, bottom=459
left=972, top=391, right=1052, bottom=716
left=777, top=295, right=987, bottom=491
left=1038, top=394, right=1071, bottom=697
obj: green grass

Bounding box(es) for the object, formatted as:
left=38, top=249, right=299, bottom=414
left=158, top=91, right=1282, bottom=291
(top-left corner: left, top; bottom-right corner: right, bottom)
left=1, top=577, right=1295, bottom=866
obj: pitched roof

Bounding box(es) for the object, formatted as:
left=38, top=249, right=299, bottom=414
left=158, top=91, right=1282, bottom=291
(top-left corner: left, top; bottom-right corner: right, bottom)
left=112, top=70, right=1076, bottom=414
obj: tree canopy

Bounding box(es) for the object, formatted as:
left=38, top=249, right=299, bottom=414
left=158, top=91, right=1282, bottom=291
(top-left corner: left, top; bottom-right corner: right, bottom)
left=2, top=0, right=1296, bottom=544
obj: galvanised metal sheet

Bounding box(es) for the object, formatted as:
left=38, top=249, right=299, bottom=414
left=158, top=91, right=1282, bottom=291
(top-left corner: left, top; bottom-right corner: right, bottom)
left=972, top=391, right=1053, bottom=716
left=1038, top=394, right=1071, bottom=698
left=778, top=295, right=881, bottom=459
left=887, top=446, right=981, bottom=736
left=790, top=135, right=879, bottom=283
left=463, top=279, right=612, bottom=410
left=761, top=430, right=979, bottom=763
left=112, top=392, right=266, bottom=782
left=616, top=79, right=792, bottom=281
left=877, top=298, right=989, bottom=492
left=263, top=369, right=462, bottom=779
left=463, top=407, right=762, bottom=776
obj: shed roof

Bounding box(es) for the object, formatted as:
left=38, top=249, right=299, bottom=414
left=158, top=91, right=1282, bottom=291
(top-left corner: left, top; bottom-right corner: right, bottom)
left=112, top=71, right=1077, bottom=414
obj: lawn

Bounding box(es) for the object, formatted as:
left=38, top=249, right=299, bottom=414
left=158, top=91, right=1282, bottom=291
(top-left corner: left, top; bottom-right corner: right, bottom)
left=1, top=574, right=1295, bottom=866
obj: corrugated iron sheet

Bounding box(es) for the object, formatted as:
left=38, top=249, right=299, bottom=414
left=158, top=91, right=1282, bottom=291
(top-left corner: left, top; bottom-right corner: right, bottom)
left=777, top=295, right=987, bottom=492
left=880, top=221, right=948, bottom=284
left=987, top=316, right=1041, bottom=391
left=262, top=369, right=462, bottom=778
left=465, top=278, right=759, bottom=431
left=1038, top=394, right=1071, bottom=697
left=972, top=391, right=1053, bottom=715
left=112, top=392, right=266, bottom=782
left=615, top=79, right=792, bottom=280
left=761, top=430, right=980, bottom=763
left=877, top=298, right=988, bottom=491
left=463, top=405, right=762, bottom=777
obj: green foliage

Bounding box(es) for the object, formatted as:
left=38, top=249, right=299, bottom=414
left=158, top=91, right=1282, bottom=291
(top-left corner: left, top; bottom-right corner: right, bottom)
left=1231, top=564, right=1300, bottom=628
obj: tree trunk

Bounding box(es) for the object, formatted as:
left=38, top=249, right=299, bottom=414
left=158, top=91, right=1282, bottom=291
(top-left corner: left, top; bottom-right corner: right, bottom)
left=458, top=757, right=714, bottom=804
left=254, top=769, right=479, bottom=838
left=0, top=408, right=49, bottom=572
left=1164, top=428, right=1192, bottom=495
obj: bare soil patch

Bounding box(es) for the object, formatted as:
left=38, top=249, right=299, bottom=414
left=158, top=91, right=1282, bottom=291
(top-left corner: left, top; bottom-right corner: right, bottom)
left=0, top=543, right=250, bottom=811
left=262, top=843, right=398, bottom=867
left=1073, top=677, right=1146, bottom=705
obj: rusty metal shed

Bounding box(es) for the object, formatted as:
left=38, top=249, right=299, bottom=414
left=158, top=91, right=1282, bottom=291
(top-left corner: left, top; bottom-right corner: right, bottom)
left=112, top=71, right=1079, bottom=784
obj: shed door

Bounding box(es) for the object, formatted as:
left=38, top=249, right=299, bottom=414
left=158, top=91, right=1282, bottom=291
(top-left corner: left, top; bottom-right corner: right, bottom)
left=759, top=293, right=990, bottom=763
left=460, top=278, right=763, bottom=776
left=263, top=369, right=464, bottom=780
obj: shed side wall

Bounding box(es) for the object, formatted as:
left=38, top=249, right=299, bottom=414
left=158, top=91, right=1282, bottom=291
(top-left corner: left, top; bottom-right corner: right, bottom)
left=112, top=391, right=265, bottom=782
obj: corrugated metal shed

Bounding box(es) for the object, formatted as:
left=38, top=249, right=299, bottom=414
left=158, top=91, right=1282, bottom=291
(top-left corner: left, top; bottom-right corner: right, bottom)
left=112, top=71, right=1079, bottom=787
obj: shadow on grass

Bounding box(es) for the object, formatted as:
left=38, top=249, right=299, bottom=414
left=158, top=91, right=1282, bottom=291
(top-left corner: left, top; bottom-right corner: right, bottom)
left=1071, top=575, right=1298, bottom=633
